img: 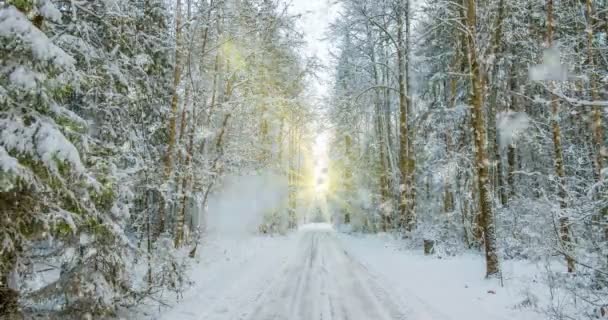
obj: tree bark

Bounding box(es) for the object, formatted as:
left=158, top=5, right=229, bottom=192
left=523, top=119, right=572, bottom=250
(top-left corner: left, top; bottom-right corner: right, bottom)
left=585, top=0, right=605, bottom=180
left=396, top=0, right=414, bottom=232
left=164, top=0, right=184, bottom=176
left=465, top=0, right=500, bottom=278
left=507, top=72, right=517, bottom=200
left=546, top=0, right=575, bottom=273
left=159, top=0, right=183, bottom=236
left=288, top=123, right=298, bottom=228
left=367, top=23, right=391, bottom=230
left=404, top=0, right=416, bottom=230
left=344, top=134, right=353, bottom=224
left=488, top=0, right=507, bottom=207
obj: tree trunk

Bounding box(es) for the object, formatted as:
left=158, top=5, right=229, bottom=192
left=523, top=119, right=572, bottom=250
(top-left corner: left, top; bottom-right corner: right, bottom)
left=585, top=0, right=605, bottom=180
left=164, top=0, right=183, bottom=176
left=444, top=35, right=461, bottom=214
left=288, top=117, right=298, bottom=229
left=507, top=72, right=517, bottom=200
left=397, top=1, right=413, bottom=232
left=486, top=0, right=507, bottom=207
left=174, top=106, right=193, bottom=248
left=344, top=134, right=353, bottom=224
left=159, top=0, right=183, bottom=236
left=424, top=239, right=435, bottom=255
left=367, top=24, right=391, bottom=229
left=465, top=0, right=500, bottom=278
left=404, top=0, right=416, bottom=230
left=546, top=0, right=575, bottom=273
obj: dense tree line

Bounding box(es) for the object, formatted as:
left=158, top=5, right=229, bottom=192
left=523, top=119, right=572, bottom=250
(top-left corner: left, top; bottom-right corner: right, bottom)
left=327, top=0, right=607, bottom=318
left=0, top=0, right=310, bottom=317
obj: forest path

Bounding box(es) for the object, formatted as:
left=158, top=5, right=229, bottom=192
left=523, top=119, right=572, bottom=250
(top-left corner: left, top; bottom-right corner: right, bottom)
left=243, top=227, right=407, bottom=320
left=154, top=225, right=542, bottom=320
left=156, top=225, right=409, bottom=320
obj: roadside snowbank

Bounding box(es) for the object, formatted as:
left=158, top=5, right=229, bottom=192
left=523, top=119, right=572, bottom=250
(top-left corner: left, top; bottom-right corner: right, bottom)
left=338, top=232, right=546, bottom=320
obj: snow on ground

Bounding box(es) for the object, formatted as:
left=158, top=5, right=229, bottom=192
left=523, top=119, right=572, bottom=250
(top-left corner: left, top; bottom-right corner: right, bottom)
left=338, top=232, right=546, bottom=320
left=141, top=232, right=296, bottom=320
left=141, top=225, right=547, bottom=320
left=244, top=226, right=407, bottom=319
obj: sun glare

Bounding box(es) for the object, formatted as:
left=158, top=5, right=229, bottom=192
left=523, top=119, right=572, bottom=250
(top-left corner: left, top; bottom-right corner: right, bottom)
left=313, top=133, right=329, bottom=194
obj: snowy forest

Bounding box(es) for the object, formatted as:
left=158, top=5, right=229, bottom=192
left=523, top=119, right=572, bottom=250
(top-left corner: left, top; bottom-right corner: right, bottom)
left=0, top=0, right=607, bottom=319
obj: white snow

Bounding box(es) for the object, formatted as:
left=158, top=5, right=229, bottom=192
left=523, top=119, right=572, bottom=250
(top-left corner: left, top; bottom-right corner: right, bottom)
left=9, top=66, right=39, bottom=90
left=339, top=233, right=547, bottom=320
left=0, top=6, right=75, bottom=68
left=0, top=145, right=22, bottom=174
left=33, top=121, right=85, bottom=173
left=134, top=54, right=152, bottom=67
left=0, top=116, right=85, bottom=175
left=39, top=0, right=62, bottom=22
left=47, top=209, right=78, bottom=236
left=140, top=232, right=297, bottom=320
left=141, top=227, right=546, bottom=320
left=497, top=111, right=530, bottom=149
left=297, top=222, right=334, bottom=231
left=528, top=47, right=568, bottom=82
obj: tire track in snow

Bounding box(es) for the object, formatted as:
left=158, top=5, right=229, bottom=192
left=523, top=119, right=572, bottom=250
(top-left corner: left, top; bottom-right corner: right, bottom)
left=336, top=234, right=457, bottom=320
left=246, top=228, right=408, bottom=320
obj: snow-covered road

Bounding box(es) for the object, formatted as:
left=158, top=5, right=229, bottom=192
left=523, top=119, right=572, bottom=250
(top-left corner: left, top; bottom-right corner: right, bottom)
left=245, top=228, right=406, bottom=320
left=155, top=226, right=407, bottom=320
left=152, top=225, right=544, bottom=320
